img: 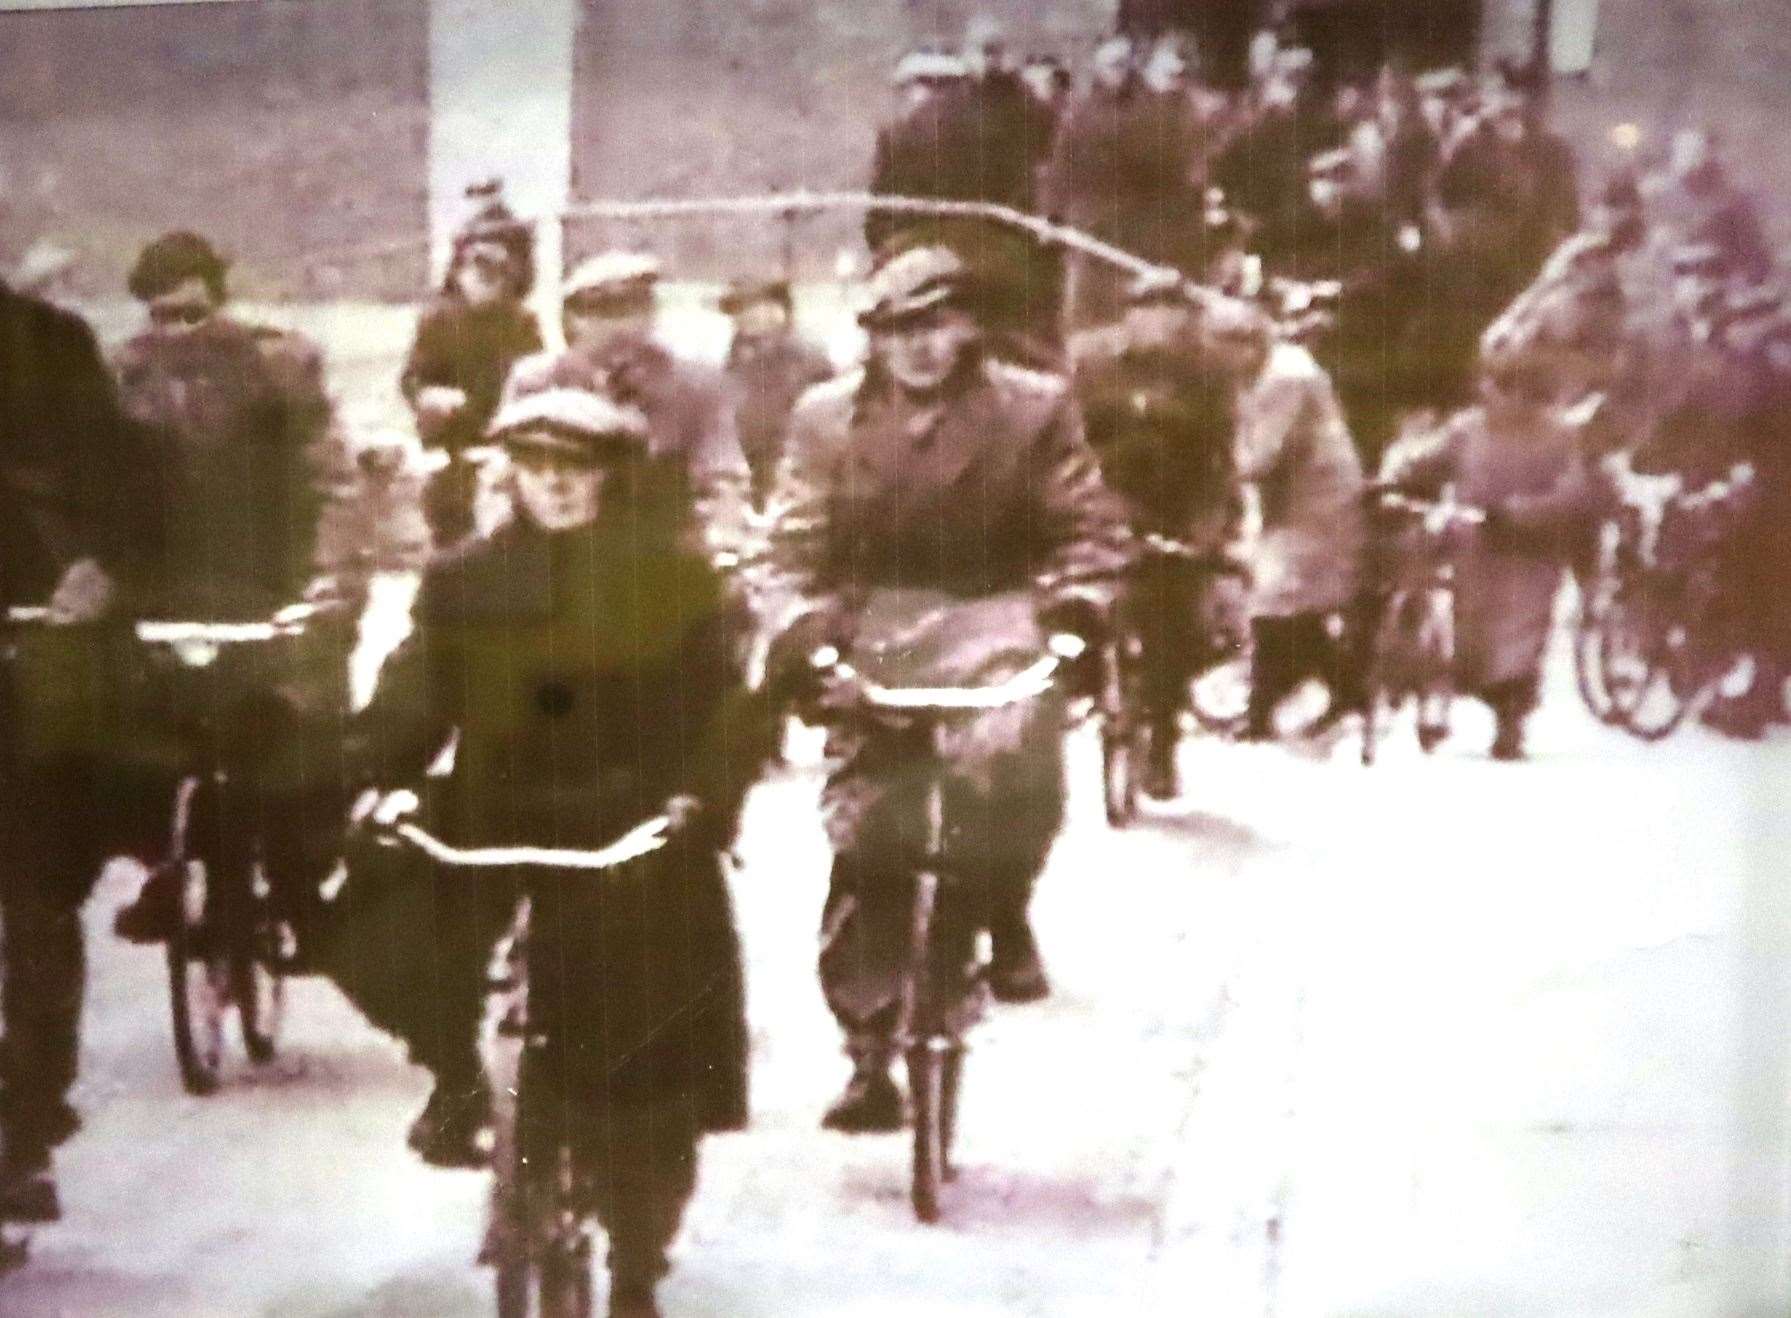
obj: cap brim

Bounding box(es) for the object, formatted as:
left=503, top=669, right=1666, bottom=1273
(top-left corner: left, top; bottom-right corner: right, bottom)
left=858, top=284, right=958, bottom=329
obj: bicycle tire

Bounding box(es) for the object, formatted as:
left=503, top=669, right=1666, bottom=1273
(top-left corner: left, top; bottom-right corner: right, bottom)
left=1572, top=608, right=1624, bottom=725
left=1100, top=726, right=1139, bottom=827
left=908, top=1042, right=946, bottom=1225
left=939, top=1043, right=964, bottom=1185
left=167, top=858, right=227, bottom=1097
left=1188, top=652, right=1252, bottom=736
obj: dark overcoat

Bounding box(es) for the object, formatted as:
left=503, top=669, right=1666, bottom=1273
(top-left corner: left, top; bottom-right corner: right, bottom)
left=356, top=506, right=775, bottom=1128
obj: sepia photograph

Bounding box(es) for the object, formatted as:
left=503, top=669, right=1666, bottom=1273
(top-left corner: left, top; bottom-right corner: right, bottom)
left=0, top=0, right=1787, bottom=1313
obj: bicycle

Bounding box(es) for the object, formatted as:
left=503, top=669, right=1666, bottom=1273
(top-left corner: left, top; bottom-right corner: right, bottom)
left=1098, top=534, right=1251, bottom=825
left=7, top=600, right=350, bottom=1095
left=1359, top=488, right=1486, bottom=766
left=365, top=800, right=679, bottom=1318
left=1575, top=460, right=1757, bottom=741
left=803, top=635, right=1079, bottom=1223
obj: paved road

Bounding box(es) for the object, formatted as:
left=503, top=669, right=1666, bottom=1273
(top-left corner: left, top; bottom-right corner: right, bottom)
left=2, top=639, right=1788, bottom=1317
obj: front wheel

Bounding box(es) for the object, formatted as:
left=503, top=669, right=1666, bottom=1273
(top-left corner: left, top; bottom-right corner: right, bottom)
left=1188, top=647, right=1253, bottom=737
left=167, top=859, right=228, bottom=1096
left=908, top=1040, right=957, bottom=1225
left=1100, top=726, right=1140, bottom=827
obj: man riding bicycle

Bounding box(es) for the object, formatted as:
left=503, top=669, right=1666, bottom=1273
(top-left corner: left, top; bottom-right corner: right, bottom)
left=107, top=230, right=345, bottom=954
left=761, top=246, right=1130, bottom=1133
left=1070, top=270, right=1246, bottom=797
left=350, top=386, right=774, bottom=1317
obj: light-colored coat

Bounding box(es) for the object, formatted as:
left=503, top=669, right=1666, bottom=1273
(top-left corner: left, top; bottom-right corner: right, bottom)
left=1233, top=342, right=1364, bottom=617
left=1382, top=404, right=1590, bottom=690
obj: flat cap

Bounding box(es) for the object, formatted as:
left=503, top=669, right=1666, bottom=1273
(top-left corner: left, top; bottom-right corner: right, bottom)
left=894, top=50, right=968, bottom=85
left=1308, top=147, right=1355, bottom=180
left=487, top=387, right=649, bottom=451
left=1125, top=268, right=1195, bottom=306
left=858, top=245, right=969, bottom=328
left=719, top=276, right=793, bottom=315
left=1415, top=67, right=1471, bottom=97
left=563, top=250, right=662, bottom=305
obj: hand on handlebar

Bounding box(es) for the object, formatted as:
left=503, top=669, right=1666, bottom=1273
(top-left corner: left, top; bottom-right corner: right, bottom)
left=45, top=557, right=116, bottom=625
left=348, top=787, right=420, bottom=845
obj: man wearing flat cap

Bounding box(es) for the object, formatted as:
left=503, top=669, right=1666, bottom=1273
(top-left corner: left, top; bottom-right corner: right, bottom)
left=760, top=246, right=1129, bottom=1133
left=351, top=383, right=774, bottom=1312
left=1069, top=271, right=1245, bottom=798
left=720, top=278, right=832, bottom=509
left=502, top=250, right=751, bottom=558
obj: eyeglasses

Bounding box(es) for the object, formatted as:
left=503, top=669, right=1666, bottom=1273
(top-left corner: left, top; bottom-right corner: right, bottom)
left=149, top=303, right=211, bottom=327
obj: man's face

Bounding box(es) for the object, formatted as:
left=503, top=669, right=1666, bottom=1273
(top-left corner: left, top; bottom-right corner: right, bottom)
left=964, top=39, right=1006, bottom=80
left=1093, top=45, right=1131, bottom=91
left=1308, top=176, right=1346, bottom=219
left=731, top=298, right=789, bottom=342
left=146, top=276, right=218, bottom=337
left=454, top=241, right=513, bottom=308
left=1671, top=130, right=1713, bottom=180
left=563, top=299, right=654, bottom=356
left=876, top=306, right=979, bottom=393
left=1124, top=301, right=1193, bottom=354
left=509, top=437, right=607, bottom=532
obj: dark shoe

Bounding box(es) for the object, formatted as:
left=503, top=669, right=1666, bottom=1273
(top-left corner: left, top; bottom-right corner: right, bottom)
left=1141, top=729, right=1180, bottom=801
left=407, top=1081, right=492, bottom=1168
left=821, top=1061, right=903, bottom=1134
left=988, top=923, right=1051, bottom=1005
left=1490, top=720, right=1526, bottom=762
left=44, top=1100, right=80, bottom=1149
left=1702, top=697, right=1770, bottom=741
left=0, top=1153, right=59, bottom=1224
left=113, top=866, right=182, bottom=944
left=609, top=1278, right=662, bottom=1318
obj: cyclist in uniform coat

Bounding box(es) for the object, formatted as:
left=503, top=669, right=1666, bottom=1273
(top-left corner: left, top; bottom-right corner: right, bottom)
left=760, top=246, right=1130, bottom=1133
left=0, top=273, right=164, bottom=1221
left=351, top=387, right=773, bottom=1316
left=1069, top=272, right=1245, bottom=798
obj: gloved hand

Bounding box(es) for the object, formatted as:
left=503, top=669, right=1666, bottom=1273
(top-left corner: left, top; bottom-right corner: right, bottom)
left=764, top=605, right=855, bottom=703
left=1035, top=588, right=1110, bottom=646
left=46, top=557, right=115, bottom=624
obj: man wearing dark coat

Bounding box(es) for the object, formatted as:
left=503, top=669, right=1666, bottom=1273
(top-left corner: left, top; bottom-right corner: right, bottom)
left=108, top=232, right=346, bottom=958
left=761, top=247, right=1129, bottom=1133
left=352, top=387, right=774, bottom=1316
left=719, top=278, right=833, bottom=509
left=867, top=37, right=1060, bottom=363
left=1069, top=272, right=1244, bottom=798
left=400, top=185, right=545, bottom=549
left=0, top=274, right=164, bottom=1221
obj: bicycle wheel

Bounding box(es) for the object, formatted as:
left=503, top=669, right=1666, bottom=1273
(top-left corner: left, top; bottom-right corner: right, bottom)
left=167, top=858, right=228, bottom=1096
left=1189, top=647, right=1252, bottom=736
left=1100, top=724, right=1139, bottom=827
left=939, top=1042, right=964, bottom=1185
left=1572, top=605, right=1625, bottom=725
left=908, top=1041, right=947, bottom=1225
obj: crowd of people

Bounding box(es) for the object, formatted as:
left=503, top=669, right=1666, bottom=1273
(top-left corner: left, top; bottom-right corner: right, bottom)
left=1, top=10, right=1787, bottom=1316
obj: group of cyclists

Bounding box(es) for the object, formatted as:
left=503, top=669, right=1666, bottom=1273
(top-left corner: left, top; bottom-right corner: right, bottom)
left=1, top=14, right=1787, bottom=1318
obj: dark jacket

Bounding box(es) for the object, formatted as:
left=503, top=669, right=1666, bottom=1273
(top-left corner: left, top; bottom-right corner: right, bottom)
left=400, top=296, right=543, bottom=457
left=504, top=337, right=751, bottom=554
left=115, top=316, right=322, bottom=618
left=0, top=283, right=161, bottom=608
left=725, top=332, right=833, bottom=508
left=355, top=510, right=776, bottom=1124
left=1068, top=325, right=1240, bottom=547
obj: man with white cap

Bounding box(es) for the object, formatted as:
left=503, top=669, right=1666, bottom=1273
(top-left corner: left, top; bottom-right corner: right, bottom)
left=352, top=382, right=772, bottom=1315
left=760, top=245, right=1129, bottom=1132
left=503, top=249, right=751, bottom=557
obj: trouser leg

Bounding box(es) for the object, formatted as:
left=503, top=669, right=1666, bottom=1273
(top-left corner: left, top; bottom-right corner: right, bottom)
left=583, top=1101, right=699, bottom=1300
left=0, top=865, right=95, bottom=1159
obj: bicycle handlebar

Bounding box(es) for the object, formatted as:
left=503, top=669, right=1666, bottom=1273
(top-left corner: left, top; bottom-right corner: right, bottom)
left=4, top=600, right=341, bottom=644
left=373, top=812, right=676, bottom=873
left=1374, top=492, right=1488, bottom=528
left=806, top=634, right=1085, bottom=716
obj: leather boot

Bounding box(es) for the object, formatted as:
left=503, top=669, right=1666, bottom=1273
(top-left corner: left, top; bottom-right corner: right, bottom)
left=821, top=1053, right=903, bottom=1133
